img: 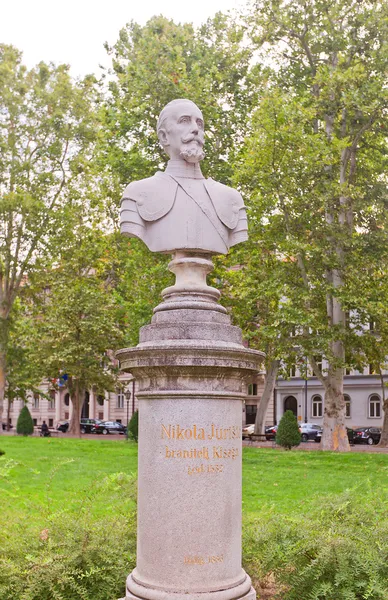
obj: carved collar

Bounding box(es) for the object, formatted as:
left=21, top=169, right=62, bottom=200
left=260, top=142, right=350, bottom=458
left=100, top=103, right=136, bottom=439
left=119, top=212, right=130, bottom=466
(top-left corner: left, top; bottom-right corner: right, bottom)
left=165, top=160, right=204, bottom=179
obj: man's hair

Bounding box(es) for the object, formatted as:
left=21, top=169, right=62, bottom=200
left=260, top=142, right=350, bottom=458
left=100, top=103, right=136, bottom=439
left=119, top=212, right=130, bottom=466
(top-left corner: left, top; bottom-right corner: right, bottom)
left=156, top=99, right=201, bottom=138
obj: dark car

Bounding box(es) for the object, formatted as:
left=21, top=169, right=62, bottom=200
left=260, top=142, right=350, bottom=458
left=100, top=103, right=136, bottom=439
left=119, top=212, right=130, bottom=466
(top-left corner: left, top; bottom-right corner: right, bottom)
left=80, top=418, right=104, bottom=434
left=57, top=420, right=69, bottom=432
left=94, top=421, right=127, bottom=435
left=299, top=423, right=323, bottom=442
left=315, top=427, right=355, bottom=444
left=353, top=427, right=381, bottom=446
left=265, top=425, right=278, bottom=440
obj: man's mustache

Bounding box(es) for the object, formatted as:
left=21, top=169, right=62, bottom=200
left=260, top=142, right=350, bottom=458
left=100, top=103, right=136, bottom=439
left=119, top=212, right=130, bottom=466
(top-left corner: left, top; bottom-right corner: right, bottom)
left=181, top=135, right=204, bottom=146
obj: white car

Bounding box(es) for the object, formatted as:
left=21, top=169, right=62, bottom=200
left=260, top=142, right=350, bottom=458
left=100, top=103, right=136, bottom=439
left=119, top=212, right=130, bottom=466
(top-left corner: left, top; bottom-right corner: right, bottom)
left=242, top=424, right=255, bottom=439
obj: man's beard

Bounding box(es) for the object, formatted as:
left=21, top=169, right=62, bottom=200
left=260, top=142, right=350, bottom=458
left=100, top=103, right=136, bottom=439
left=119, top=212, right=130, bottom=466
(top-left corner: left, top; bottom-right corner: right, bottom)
left=179, top=140, right=205, bottom=163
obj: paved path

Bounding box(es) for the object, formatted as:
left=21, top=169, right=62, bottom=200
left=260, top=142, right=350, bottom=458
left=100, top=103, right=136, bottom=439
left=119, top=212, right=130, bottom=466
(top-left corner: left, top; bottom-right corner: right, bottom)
left=243, top=440, right=388, bottom=452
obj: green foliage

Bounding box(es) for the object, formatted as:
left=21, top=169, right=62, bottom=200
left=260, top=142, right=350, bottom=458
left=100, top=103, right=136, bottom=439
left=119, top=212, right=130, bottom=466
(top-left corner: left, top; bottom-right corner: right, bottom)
left=243, top=489, right=388, bottom=600
left=0, top=44, right=99, bottom=425
left=128, top=410, right=139, bottom=442
left=16, top=405, right=34, bottom=436
left=276, top=410, right=301, bottom=450
left=0, top=469, right=136, bottom=600
left=228, top=0, right=388, bottom=449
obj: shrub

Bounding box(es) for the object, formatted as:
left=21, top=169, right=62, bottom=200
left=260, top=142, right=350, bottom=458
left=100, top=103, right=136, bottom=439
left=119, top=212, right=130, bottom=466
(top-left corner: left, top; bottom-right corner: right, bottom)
left=243, top=489, right=388, bottom=600
left=0, top=471, right=137, bottom=600
left=276, top=410, right=301, bottom=449
left=0, top=449, right=4, bottom=456
left=16, top=405, right=34, bottom=436
left=128, top=410, right=139, bottom=442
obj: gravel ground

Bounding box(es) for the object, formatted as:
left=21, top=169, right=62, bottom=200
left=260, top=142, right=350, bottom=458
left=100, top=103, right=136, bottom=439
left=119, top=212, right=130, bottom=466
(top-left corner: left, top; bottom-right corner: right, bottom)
left=243, top=439, right=388, bottom=452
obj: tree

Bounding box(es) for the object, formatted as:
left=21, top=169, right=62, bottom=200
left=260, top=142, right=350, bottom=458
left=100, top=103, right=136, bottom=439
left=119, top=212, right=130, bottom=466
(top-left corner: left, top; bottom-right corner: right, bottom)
left=35, top=208, right=125, bottom=436
left=3, top=301, right=43, bottom=430
left=0, top=45, right=99, bottom=432
left=234, top=0, right=388, bottom=451
left=16, top=404, right=34, bottom=436
left=276, top=410, right=301, bottom=450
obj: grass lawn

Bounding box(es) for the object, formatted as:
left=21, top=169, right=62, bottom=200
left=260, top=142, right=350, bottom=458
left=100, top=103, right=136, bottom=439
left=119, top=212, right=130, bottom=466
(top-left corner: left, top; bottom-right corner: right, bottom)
left=1, top=436, right=387, bottom=524
left=1, top=437, right=388, bottom=600
left=242, top=446, right=388, bottom=517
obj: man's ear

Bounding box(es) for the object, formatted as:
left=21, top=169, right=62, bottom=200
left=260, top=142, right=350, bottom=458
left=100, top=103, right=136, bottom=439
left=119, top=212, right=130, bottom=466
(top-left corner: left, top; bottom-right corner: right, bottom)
left=158, top=128, right=168, bottom=147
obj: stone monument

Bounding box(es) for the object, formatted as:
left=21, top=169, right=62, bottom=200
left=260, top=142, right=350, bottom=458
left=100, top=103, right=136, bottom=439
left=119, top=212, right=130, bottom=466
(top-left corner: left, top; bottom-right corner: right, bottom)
left=117, top=99, right=264, bottom=600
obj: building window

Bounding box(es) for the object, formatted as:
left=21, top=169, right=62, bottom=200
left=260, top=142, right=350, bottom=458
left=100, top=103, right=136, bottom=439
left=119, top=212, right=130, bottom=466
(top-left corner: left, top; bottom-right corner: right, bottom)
left=368, top=364, right=377, bottom=375
left=49, top=390, right=55, bottom=410
left=65, top=412, right=69, bottom=420
left=33, top=393, right=40, bottom=409
left=289, top=365, right=296, bottom=377
left=33, top=418, right=37, bottom=426
left=312, top=395, right=323, bottom=418
left=98, top=412, right=104, bottom=420
left=117, top=391, right=125, bottom=409
left=48, top=418, right=54, bottom=428
left=97, top=395, right=104, bottom=406
left=245, top=404, right=257, bottom=425
left=369, top=395, right=381, bottom=418
left=247, top=383, right=258, bottom=395
left=64, top=393, right=70, bottom=407
left=344, top=395, right=351, bottom=418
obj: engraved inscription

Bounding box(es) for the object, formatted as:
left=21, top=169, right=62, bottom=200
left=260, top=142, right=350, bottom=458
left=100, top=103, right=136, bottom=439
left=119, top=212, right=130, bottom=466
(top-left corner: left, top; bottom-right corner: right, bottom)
left=184, top=554, right=224, bottom=566
left=161, top=423, right=240, bottom=476
left=161, top=423, right=241, bottom=441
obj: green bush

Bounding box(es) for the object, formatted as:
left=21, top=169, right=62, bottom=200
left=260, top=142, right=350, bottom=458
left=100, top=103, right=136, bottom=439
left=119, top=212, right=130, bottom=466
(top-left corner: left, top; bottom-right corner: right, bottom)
left=0, top=471, right=137, bottom=600
left=16, top=405, right=34, bottom=436
left=276, top=410, right=301, bottom=449
left=128, top=410, right=139, bottom=442
left=243, top=489, right=388, bottom=600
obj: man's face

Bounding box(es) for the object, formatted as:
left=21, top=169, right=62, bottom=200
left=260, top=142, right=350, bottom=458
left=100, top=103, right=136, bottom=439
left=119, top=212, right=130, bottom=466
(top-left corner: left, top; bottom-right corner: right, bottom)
left=163, top=103, right=205, bottom=163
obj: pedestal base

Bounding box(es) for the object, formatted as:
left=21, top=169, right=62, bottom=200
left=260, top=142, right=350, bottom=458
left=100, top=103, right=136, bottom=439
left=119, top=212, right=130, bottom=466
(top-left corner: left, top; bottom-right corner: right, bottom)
left=121, top=588, right=256, bottom=600
left=120, top=573, right=256, bottom=600
left=116, top=251, right=263, bottom=600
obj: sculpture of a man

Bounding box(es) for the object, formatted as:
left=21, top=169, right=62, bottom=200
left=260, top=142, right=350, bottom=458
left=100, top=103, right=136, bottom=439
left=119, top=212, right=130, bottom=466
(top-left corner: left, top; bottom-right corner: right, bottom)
left=120, top=99, right=247, bottom=255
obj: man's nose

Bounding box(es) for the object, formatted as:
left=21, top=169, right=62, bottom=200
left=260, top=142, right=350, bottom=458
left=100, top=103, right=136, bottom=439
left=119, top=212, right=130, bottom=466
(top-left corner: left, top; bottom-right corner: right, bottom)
left=191, top=120, right=198, bottom=135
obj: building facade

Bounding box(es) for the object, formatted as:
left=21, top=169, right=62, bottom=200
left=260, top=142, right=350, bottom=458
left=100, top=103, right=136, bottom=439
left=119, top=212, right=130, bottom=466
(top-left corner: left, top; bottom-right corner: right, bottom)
left=3, top=373, right=138, bottom=430
left=275, top=362, right=387, bottom=428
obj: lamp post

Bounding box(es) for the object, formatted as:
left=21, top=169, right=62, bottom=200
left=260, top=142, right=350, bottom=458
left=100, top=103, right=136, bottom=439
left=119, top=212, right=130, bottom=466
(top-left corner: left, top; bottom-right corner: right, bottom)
left=304, top=357, right=308, bottom=423
left=125, top=388, right=131, bottom=439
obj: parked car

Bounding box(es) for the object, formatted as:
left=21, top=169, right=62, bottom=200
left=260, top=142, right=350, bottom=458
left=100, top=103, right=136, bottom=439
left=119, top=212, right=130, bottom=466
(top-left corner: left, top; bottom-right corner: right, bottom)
left=94, top=421, right=127, bottom=435
left=57, top=420, right=69, bottom=432
left=265, top=425, right=278, bottom=440
left=315, top=427, right=355, bottom=444
left=80, top=418, right=104, bottom=434
left=353, top=427, right=381, bottom=446
left=242, top=424, right=255, bottom=439
left=299, top=423, right=323, bottom=442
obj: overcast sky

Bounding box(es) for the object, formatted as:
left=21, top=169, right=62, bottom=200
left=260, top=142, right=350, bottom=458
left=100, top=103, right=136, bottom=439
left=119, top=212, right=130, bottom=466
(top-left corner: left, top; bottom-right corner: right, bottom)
left=1, top=0, right=245, bottom=78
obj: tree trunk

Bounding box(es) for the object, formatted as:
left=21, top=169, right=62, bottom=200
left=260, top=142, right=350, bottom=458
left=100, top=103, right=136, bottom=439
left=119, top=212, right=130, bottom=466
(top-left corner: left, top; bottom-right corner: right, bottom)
left=6, top=398, right=12, bottom=431
left=254, top=359, right=279, bottom=434
left=68, top=382, right=83, bottom=437
left=0, top=347, right=6, bottom=436
left=321, top=384, right=350, bottom=451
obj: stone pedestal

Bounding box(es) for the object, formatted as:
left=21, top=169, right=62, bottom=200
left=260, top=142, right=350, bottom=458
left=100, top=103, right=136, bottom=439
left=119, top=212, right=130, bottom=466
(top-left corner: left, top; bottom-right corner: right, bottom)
left=117, top=252, right=263, bottom=600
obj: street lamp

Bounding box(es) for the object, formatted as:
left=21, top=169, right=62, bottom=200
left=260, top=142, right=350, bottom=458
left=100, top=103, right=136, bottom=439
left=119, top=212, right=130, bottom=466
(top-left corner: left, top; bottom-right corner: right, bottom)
left=125, top=388, right=131, bottom=439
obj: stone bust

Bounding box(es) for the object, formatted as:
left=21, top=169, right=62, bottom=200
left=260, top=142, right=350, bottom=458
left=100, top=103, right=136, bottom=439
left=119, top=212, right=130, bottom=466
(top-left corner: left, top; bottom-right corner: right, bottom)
left=120, top=99, right=248, bottom=255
